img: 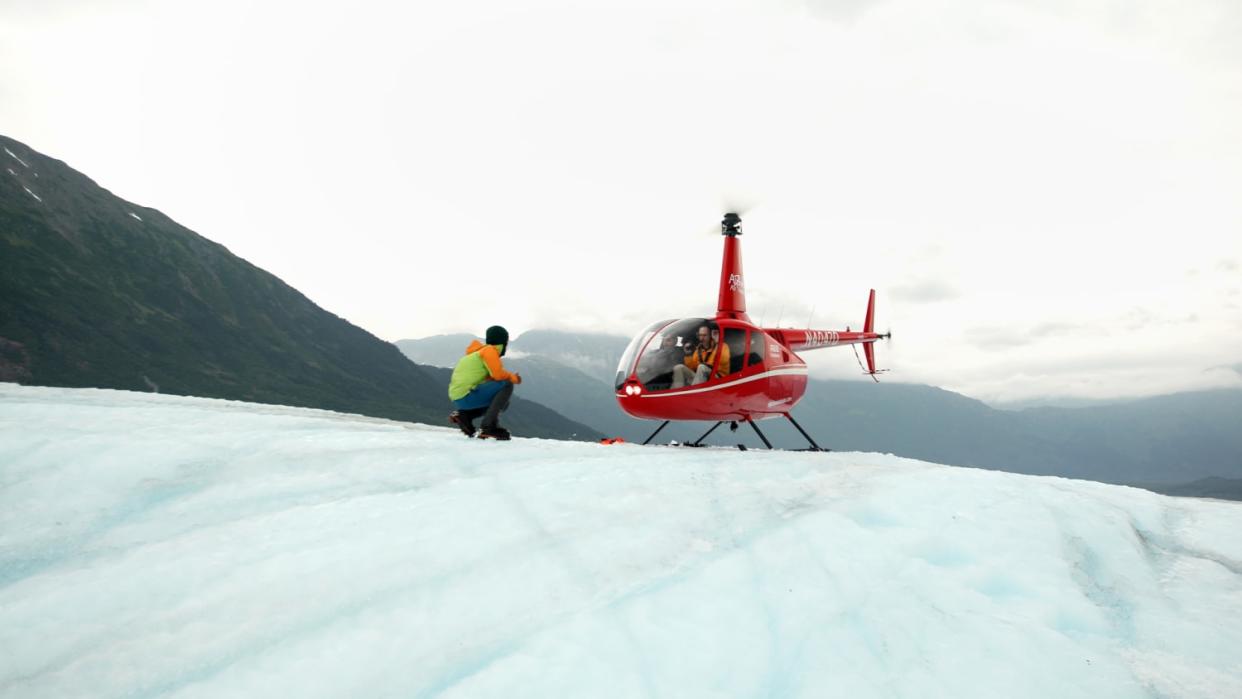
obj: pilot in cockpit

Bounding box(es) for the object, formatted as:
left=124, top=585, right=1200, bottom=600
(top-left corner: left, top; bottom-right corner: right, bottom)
left=655, top=333, right=679, bottom=359
left=639, top=334, right=682, bottom=385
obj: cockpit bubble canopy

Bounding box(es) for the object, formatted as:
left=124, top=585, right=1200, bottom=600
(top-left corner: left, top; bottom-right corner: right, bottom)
left=616, top=318, right=752, bottom=393
left=614, top=319, right=670, bottom=390
left=635, top=318, right=714, bottom=391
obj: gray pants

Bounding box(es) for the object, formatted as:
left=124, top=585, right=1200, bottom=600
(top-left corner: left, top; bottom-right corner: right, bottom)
left=671, top=363, right=711, bottom=388
left=459, top=381, right=513, bottom=430
left=481, top=380, right=513, bottom=429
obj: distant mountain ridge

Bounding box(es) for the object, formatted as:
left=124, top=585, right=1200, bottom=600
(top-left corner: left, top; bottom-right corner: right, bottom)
left=397, top=329, right=1242, bottom=496
left=396, top=331, right=636, bottom=438
left=0, top=134, right=599, bottom=440
left=396, top=329, right=623, bottom=374
left=394, top=334, right=478, bottom=369
left=1141, top=477, right=1242, bottom=501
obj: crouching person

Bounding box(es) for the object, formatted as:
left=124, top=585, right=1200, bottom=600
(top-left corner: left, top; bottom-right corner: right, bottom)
left=448, top=325, right=522, bottom=440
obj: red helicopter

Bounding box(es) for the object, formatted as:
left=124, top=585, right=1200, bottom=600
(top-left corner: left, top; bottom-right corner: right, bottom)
left=613, top=212, right=890, bottom=450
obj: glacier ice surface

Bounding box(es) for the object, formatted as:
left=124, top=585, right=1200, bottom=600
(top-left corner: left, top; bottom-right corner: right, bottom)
left=1, top=384, right=1239, bottom=698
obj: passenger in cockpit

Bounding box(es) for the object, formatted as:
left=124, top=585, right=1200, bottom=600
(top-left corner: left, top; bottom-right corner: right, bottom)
left=671, top=324, right=730, bottom=388
left=652, top=334, right=680, bottom=369
left=637, top=334, right=682, bottom=390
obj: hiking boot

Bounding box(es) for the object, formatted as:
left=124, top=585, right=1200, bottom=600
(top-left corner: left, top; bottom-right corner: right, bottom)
left=449, top=410, right=476, bottom=437
left=478, top=426, right=511, bottom=441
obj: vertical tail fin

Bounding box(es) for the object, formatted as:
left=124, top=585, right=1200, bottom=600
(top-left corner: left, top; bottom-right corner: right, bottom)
left=863, top=288, right=876, bottom=334
left=863, top=289, right=876, bottom=375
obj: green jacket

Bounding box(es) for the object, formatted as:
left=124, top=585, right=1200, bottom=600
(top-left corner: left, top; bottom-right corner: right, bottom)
left=448, top=339, right=516, bottom=400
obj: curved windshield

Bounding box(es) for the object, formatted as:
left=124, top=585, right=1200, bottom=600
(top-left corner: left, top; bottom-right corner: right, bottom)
left=635, top=318, right=715, bottom=391
left=615, top=319, right=672, bottom=390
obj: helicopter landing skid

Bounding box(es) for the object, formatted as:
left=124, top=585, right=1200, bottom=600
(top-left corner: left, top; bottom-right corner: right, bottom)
left=783, top=413, right=827, bottom=452
left=639, top=414, right=829, bottom=452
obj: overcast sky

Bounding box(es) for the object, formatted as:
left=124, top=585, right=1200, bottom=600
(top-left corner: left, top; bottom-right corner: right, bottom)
left=3, top=0, right=1240, bottom=404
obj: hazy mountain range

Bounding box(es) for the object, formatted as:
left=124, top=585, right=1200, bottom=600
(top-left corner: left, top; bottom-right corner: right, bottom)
left=0, top=134, right=599, bottom=441
left=4, top=131, right=1236, bottom=499
left=397, top=331, right=1242, bottom=499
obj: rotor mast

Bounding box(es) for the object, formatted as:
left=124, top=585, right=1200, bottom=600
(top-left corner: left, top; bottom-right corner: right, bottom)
left=716, top=212, right=751, bottom=322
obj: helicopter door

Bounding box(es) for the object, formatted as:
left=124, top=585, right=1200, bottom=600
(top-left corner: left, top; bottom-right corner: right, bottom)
left=746, top=331, right=765, bottom=369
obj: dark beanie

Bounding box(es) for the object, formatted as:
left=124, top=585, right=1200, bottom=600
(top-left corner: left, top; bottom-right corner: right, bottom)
left=485, top=325, right=509, bottom=354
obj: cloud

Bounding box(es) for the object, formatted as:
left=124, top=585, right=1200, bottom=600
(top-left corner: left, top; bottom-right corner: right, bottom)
left=1029, top=322, right=1084, bottom=337
left=964, top=327, right=1032, bottom=350
left=967, top=308, right=1215, bottom=353
left=964, top=321, right=1089, bottom=350
left=4, top=0, right=1239, bottom=406
left=800, top=0, right=888, bottom=23
left=889, top=280, right=959, bottom=304
left=1122, top=308, right=1158, bottom=331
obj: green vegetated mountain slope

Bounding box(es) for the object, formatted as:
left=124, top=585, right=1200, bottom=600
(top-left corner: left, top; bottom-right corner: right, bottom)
left=0, top=134, right=598, bottom=440
left=399, top=328, right=1242, bottom=494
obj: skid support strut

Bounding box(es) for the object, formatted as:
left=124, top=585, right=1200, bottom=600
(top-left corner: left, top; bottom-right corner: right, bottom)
left=642, top=420, right=671, bottom=445
left=784, top=413, right=827, bottom=452
left=692, top=422, right=724, bottom=446
left=746, top=418, right=774, bottom=449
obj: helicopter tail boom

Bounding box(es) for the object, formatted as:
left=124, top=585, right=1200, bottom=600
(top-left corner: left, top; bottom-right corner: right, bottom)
left=764, top=289, right=890, bottom=374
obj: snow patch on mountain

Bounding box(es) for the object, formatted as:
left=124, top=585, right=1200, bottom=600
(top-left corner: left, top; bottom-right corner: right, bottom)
left=4, top=146, right=29, bottom=168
